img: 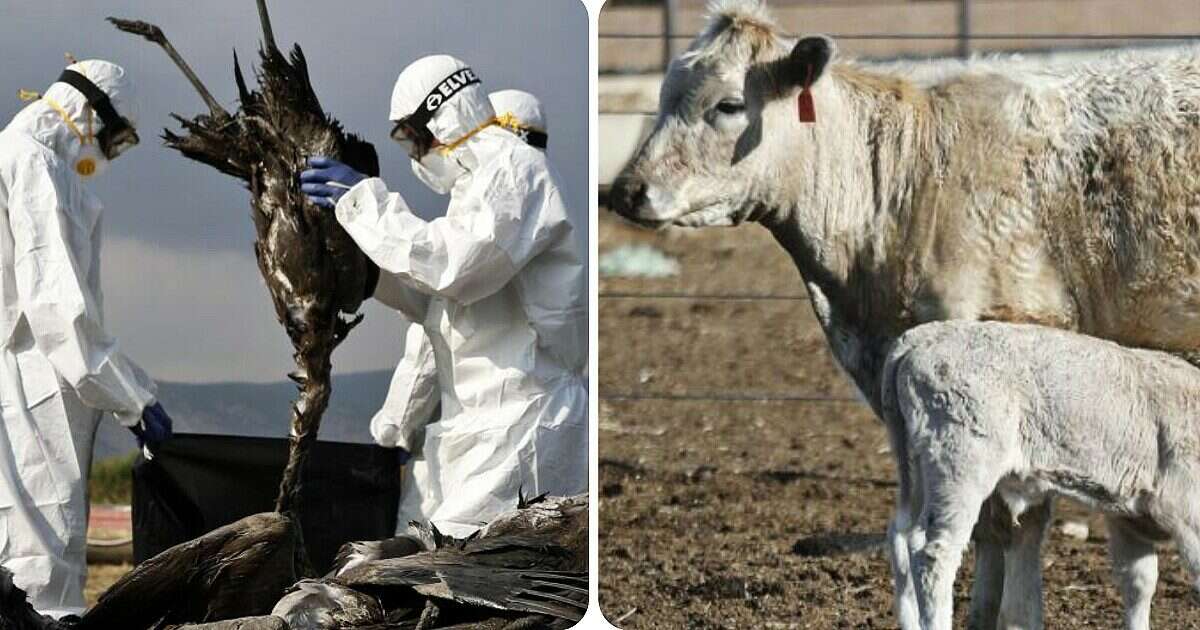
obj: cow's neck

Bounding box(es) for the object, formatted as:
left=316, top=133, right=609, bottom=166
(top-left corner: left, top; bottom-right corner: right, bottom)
left=759, top=66, right=935, bottom=407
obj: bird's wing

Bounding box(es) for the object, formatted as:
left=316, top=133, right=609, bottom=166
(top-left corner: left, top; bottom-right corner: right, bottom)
left=338, top=558, right=586, bottom=622
left=161, top=616, right=288, bottom=630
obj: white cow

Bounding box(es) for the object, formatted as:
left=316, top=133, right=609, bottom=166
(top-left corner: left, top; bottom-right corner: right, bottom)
left=881, top=320, right=1200, bottom=630
left=609, top=0, right=1200, bottom=627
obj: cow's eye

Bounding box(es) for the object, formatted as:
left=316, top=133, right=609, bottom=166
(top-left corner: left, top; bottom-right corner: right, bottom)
left=715, top=99, right=745, bottom=115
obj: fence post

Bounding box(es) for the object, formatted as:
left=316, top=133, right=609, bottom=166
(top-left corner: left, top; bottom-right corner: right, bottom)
left=663, top=0, right=678, bottom=70
left=958, top=0, right=973, bottom=58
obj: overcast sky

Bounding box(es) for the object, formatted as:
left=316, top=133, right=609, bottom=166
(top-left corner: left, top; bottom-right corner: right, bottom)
left=0, top=0, right=588, bottom=383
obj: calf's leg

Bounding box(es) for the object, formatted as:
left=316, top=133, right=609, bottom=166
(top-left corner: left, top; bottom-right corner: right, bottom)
left=889, top=481, right=921, bottom=630
left=969, top=538, right=1005, bottom=630
left=997, top=499, right=1052, bottom=630
left=1107, top=516, right=1157, bottom=630
left=912, top=468, right=993, bottom=630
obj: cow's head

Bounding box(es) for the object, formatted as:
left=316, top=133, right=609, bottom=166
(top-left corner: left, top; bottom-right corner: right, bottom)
left=610, top=0, right=835, bottom=229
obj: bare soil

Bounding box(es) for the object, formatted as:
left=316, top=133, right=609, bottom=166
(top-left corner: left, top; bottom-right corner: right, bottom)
left=85, top=563, right=131, bottom=606
left=597, top=213, right=1200, bottom=629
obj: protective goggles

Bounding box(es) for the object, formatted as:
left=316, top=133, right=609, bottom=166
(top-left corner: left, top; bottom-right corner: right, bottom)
left=390, top=120, right=436, bottom=159
left=390, top=67, right=481, bottom=158
left=56, top=69, right=139, bottom=160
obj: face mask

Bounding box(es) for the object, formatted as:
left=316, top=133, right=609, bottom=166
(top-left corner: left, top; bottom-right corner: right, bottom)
left=410, top=151, right=467, bottom=195
left=41, top=96, right=111, bottom=179
left=73, top=142, right=110, bottom=178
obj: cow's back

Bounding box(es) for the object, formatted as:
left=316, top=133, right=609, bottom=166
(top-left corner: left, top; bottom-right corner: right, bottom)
left=905, top=46, right=1200, bottom=354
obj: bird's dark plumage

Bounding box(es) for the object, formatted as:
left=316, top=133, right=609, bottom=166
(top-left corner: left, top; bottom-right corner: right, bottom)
left=270, top=580, right=384, bottom=629
left=76, top=513, right=296, bottom=630
left=163, top=617, right=289, bottom=630
left=335, top=495, right=588, bottom=624
left=0, top=567, right=72, bottom=630
left=110, top=0, right=380, bottom=578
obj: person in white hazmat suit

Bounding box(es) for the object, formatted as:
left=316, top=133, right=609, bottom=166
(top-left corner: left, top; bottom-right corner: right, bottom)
left=299, top=56, right=586, bottom=537
left=368, top=88, right=553, bottom=467
left=0, top=60, right=173, bottom=617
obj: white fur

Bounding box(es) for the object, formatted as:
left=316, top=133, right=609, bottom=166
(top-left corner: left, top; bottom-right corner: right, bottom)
left=882, top=321, right=1200, bottom=630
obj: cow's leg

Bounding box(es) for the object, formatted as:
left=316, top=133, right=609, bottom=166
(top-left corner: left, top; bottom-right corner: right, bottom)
left=1108, top=516, right=1157, bottom=630
left=997, top=499, right=1052, bottom=630
left=968, top=496, right=1011, bottom=630
left=912, top=466, right=993, bottom=630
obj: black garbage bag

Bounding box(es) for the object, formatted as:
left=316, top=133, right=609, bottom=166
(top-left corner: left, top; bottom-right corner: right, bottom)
left=132, top=434, right=402, bottom=573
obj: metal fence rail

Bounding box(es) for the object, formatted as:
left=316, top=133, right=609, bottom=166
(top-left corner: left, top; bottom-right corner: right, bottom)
left=601, top=32, right=1200, bottom=40
left=602, top=391, right=861, bottom=403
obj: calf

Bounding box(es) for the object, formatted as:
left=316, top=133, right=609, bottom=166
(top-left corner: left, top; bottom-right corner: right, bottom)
left=882, top=321, right=1200, bottom=630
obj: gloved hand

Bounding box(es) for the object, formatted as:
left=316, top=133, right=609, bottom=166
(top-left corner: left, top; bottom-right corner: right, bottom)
left=129, top=402, right=173, bottom=450
left=397, top=447, right=411, bottom=466
left=299, top=156, right=366, bottom=208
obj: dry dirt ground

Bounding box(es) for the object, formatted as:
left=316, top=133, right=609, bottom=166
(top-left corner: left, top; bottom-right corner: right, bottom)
left=597, top=213, right=1200, bottom=629
left=85, top=563, right=131, bottom=606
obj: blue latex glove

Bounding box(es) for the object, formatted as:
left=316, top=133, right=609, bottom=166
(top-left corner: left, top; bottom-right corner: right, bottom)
left=130, top=402, right=173, bottom=450
left=299, top=156, right=366, bottom=208
left=397, top=447, right=411, bottom=466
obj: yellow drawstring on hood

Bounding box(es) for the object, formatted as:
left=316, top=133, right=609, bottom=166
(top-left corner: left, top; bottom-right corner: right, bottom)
left=495, top=111, right=544, bottom=136
left=434, top=112, right=544, bottom=157
left=435, top=115, right=502, bottom=157
left=40, top=96, right=98, bottom=176
left=20, top=86, right=100, bottom=177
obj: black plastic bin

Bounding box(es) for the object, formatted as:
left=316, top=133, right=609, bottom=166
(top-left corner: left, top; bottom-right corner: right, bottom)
left=131, top=433, right=402, bottom=574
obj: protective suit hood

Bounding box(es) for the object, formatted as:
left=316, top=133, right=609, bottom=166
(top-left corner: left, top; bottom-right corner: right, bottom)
left=9, top=60, right=139, bottom=178
left=390, top=55, right=497, bottom=192
left=489, top=90, right=547, bottom=150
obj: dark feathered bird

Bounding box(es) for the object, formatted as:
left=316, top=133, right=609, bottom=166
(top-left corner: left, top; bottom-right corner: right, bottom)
left=163, top=618, right=289, bottom=630
left=333, top=495, right=588, bottom=627
left=270, top=580, right=384, bottom=630
left=75, top=513, right=296, bottom=630
left=109, top=0, right=379, bottom=577
left=0, top=567, right=72, bottom=630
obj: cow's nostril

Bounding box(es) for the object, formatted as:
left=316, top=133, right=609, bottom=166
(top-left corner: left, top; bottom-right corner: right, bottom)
left=610, top=176, right=648, bottom=217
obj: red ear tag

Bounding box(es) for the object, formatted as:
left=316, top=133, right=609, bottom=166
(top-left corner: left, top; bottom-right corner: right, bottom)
left=797, top=64, right=816, bottom=124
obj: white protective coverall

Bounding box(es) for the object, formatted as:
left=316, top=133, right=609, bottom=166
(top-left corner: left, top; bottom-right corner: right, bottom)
left=0, top=60, right=156, bottom=617
left=337, top=56, right=587, bottom=536
left=369, top=88, right=551, bottom=457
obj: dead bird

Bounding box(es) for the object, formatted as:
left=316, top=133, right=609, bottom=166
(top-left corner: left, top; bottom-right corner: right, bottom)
left=328, top=537, right=429, bottom=579
left=335, top=495, right=589, bottom=625
left=76, top=513, right=296, bottom=630
left=109, top=0, right=379, bottom=577
left=163, top=618, right=289, bottom=630
left=270, top=580, right=384, bottom=630
left=0, top=567, right=72, bottom=630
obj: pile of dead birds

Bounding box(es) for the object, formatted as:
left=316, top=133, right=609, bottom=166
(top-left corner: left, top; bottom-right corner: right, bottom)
left=0, top=494, right=587, bottom=630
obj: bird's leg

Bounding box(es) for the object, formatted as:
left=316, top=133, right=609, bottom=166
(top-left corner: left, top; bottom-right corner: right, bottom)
left=415, top=599, right=441, bottom=630
left=274, top=341, right=332, bottom=578
left=107, top=18, right=230, bottom=119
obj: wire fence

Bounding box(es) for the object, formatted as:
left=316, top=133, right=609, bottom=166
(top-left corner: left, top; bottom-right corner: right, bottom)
left=598, top=5, right=1200, bottom=405
left=599, top=28, right=1200, bottom=116
left=597, top=288, right=845, bottom=404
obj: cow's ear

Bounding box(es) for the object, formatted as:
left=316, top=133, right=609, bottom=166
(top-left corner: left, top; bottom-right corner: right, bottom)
left=786, top=36, right=835, bottom=87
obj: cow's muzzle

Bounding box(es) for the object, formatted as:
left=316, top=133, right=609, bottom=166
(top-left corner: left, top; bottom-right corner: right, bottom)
left=608, top=174, right=659, bottom=228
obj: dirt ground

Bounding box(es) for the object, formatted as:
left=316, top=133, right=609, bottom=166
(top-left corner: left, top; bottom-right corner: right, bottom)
left=85, top=563, right=131, bottom=606
left=597, top=213, right=1200, bottom=629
